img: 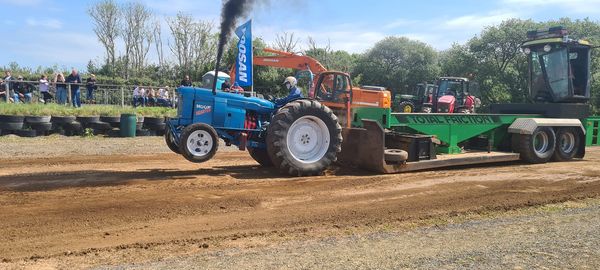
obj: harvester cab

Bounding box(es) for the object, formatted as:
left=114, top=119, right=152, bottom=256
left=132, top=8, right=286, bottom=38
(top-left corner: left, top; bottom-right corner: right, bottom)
left=492, top=26, right=592, bottom=119
left=430, top=77, right=480, bottom=113
left=522, top=26, right=591, bottom=104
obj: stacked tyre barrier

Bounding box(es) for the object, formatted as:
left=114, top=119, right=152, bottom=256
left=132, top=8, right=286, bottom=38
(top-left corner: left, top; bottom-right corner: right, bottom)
left=142, top=117, right=166, bottom=136
left=0, top=114, right=168, bottom=138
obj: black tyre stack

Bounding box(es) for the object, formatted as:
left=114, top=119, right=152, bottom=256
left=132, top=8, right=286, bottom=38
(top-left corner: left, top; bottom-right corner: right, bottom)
left=50, top=116, right=77, bottom=136
left=25, top=116, right=52, bottom=136
left=0, top=115, right=25, bottom=136
left=143, top=117, right=166, bottom=136
left=100, top=116, right=121, bottom=128
left=1, top=114, right=169, bottom=137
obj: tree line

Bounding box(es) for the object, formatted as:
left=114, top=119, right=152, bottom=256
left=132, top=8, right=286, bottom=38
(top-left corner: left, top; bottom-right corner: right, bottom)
left=3, top=0, right=600, bottom=112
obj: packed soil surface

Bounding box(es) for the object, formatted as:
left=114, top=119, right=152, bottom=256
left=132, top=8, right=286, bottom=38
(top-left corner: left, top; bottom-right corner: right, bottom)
left=0, top=136, right=599, bottom=269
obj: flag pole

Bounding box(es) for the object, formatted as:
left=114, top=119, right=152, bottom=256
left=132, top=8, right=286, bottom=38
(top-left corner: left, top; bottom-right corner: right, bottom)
left=250, top=37, right=254, bottom=96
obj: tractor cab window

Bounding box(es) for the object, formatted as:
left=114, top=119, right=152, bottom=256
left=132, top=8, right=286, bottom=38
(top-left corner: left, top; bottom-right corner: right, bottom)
left=315, top=73, right=351, bottom=103
left=437, top=80, right=464, bottom=97
left=568, top=46, right=591, bottom=97
left=426, top=85, right=435, bottom=96
left=414, top=84, right=425, bottom=96
left=542, top=48, right=569, bottom=100
left=530, top=50, right=548, bottom=101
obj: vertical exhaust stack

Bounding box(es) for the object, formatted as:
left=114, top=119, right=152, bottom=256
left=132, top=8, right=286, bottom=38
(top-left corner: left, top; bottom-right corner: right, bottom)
left=212, top=0, right=259, bottom=95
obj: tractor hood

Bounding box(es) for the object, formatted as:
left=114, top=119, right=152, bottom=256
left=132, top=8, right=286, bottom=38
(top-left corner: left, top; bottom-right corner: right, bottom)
left=438, top=95, right=455, bottom=104
left=179, top=87, right=275, bottom=114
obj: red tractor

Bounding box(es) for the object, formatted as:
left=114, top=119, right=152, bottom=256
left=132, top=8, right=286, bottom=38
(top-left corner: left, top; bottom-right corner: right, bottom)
left=426, top=77, right=481, bottom=113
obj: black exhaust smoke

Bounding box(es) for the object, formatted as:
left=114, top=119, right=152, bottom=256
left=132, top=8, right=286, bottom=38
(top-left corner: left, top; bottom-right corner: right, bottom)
left=212, top=0, right=261, bottom=94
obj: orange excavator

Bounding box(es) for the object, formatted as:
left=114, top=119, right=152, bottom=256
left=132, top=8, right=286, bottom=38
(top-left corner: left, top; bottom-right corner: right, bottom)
left=229, top=48, right=391, bottom=126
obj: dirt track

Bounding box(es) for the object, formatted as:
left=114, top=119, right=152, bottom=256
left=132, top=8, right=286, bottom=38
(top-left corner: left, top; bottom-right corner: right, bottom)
left=0, top=137, right=599, bottom=268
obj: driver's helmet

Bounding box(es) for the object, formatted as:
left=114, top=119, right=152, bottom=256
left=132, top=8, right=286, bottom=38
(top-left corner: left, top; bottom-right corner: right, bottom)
left=283, top=76, right=297, bottom=87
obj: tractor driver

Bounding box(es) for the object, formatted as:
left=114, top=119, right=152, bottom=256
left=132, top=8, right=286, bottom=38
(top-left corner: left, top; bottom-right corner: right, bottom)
left=274, top=76, right=303, bottom=106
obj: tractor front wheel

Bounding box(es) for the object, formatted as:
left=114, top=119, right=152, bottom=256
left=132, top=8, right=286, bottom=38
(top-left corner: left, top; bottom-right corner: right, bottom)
left=267, top=100, right=342, bottom=176
left=164, top=126, right=180, bottom=154
left=398, top=101, right=415, bottom=113
left=179, top=123, right=219, bottom=163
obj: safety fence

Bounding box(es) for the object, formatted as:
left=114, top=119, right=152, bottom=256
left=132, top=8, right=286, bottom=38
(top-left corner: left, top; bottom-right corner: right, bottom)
left=1, top=79, right=176, bottom=107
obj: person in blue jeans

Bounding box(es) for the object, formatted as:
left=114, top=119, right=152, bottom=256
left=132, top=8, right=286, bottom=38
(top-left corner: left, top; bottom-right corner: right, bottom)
left=66, top=69, right=82, bottom=107
left=12, top=76, right=33, bottom=103
left=85, top=74, right=97, bottom=104
left=54, top=73, right=67, bottom=104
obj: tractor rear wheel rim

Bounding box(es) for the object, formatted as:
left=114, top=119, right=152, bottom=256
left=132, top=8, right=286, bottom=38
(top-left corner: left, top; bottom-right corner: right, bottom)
left=286, top=115, right=330, bottom=164
left=533, top=131, right=549, bottom=155
left=187, top=130, right=213, bottom=157
left=558, top=132, right=575, bottom=153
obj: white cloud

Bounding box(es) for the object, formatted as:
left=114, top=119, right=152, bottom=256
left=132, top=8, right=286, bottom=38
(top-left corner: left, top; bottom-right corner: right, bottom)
left=25, top=18, right=63, bottom=29
left=443, top=11, right=520, bottom=31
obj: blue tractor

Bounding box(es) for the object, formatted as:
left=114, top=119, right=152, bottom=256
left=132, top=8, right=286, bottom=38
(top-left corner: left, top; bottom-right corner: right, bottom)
left=165, top=85, right=343, bottom=176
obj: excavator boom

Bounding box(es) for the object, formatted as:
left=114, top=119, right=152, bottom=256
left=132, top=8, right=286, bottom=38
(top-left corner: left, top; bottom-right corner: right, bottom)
left=229, top=48, right=391, bottom=116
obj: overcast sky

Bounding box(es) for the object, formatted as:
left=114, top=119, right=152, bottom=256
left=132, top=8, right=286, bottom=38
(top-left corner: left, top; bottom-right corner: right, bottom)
left=1, top=0, right=599, bottom=71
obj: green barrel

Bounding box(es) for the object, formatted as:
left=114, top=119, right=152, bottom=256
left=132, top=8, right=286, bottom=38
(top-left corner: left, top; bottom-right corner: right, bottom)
left=120, top=113, right=137, bottom=137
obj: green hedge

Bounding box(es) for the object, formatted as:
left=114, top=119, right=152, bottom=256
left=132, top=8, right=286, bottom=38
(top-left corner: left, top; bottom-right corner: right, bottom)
left=0, top=103, right=176, bottom=117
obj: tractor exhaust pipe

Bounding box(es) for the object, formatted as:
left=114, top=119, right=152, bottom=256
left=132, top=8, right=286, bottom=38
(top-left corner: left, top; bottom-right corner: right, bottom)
left=211, top=62, right=219, bottom=95
left=212, top=0, right=259, bottom=95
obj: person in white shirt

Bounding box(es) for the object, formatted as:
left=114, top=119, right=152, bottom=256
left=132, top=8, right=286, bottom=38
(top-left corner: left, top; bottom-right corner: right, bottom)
left=139, top=87, right=147, bottom=107
left=133, top=85, right=145, bottom=107
left=157, top=86, right=171, bottom=107
left=39, top=75, right=52, bottom=104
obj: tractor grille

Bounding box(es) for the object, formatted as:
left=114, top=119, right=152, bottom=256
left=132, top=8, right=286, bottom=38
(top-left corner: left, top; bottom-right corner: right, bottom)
left=176, top=94, right=183, bottom=117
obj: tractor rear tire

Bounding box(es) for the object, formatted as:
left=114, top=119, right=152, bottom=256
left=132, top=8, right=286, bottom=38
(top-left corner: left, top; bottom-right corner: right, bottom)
left=179, top=123, right=218, bottom=163
left=552, top=127, right=581, bottom=162
left=248, top=147, right=273, bottom=167
left=518, top=127, right=556, bottom=164
left=266, top=99, right=342, bottom=176
left=165, top=126, right=180, bottom=154
left=398, top=101, right=415, bottom=113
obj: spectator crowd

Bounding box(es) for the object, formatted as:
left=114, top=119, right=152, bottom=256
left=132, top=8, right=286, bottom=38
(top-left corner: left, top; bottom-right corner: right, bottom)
left=1, top=69, right=176, bottom=108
